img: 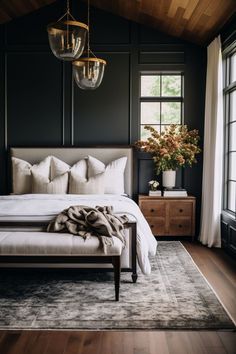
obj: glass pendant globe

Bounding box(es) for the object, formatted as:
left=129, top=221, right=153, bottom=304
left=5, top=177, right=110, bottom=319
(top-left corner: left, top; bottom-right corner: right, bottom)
left=73, top=58, right=106, bottom=89
left=47, top=20, right=88, bottom=61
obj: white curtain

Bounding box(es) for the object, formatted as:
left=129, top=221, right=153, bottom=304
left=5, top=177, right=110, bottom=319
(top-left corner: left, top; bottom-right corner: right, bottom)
left=199, top=36, right=223, bottom=248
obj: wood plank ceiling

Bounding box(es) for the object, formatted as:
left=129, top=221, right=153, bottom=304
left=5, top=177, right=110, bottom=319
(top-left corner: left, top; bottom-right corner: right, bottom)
left=0, top=0, right=55, bottom=24
left=89, top=0, right=236, bottom=44
left=0, top=0, right=235, bottom=45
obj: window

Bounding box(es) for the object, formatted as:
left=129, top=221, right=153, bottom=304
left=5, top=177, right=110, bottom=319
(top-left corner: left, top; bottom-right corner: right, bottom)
left=223, top=47, right=236, bottom=215
left=139, top=73, right=184, bottom=139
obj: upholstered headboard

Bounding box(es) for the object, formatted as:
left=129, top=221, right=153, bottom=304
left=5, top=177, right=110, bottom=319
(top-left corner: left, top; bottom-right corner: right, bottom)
left=10, top=146, right=134, bottom=196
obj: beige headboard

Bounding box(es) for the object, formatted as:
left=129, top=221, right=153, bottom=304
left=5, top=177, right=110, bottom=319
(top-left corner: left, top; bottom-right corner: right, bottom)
left=10, top=146, right=134, bottom=196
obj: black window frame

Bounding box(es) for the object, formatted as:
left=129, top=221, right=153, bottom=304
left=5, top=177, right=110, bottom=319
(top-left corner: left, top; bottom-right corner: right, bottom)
left=223, top=42, right=236, bottom=217
left=139, top=72, right=184, bottom=138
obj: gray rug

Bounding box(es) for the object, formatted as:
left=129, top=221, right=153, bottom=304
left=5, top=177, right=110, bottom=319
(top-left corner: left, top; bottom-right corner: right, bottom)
left=0, top=241, right=234, bottom=330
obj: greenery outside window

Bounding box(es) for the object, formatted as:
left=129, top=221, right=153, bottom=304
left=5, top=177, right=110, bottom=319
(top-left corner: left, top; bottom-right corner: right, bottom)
left=223, top=44, right=236, bottom=215
left=140, top=73, right=184, bottom=139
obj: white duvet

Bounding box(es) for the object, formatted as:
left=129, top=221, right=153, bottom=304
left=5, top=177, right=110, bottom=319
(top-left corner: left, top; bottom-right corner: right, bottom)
left=0, top=194, right=157, bottom=275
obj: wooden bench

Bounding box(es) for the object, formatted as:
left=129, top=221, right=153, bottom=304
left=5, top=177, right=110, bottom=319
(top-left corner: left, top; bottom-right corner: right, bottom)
left=0, top=222, right=137, bottom=301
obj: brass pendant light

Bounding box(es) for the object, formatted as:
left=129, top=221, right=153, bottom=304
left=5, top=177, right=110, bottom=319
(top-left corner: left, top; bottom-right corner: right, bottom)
left=72, top=0, right=106, bottom=90
left=47, top=0, right=88, bottom=61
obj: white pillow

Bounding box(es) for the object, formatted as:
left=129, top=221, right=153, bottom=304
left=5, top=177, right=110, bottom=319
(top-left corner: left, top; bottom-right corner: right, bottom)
left=12, top=157, right=32, bottom=194
left=31, top=156, right=68, bottom=194
left=51, top=156, right=70, bottom=179
left=70, top=159, right=87, bottom=178
left=87, top=155, right=127, bottom=194
left=12, top=156, right=51, bottom=194
left=68, top=159, right=87, bottom=194
left=32, top=172, right=69, bottom=194
left=31, top=156, right=51, bottom=179
left=12, top=155, right=88, bottom=195
left=69, top=172, right=105, bottom=194
left=87, top=155, right=105, bottom=178
left=32, top=157, right=88, bottom=194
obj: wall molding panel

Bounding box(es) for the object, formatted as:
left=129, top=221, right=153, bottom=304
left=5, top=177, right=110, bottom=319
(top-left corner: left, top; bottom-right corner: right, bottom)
left=5, top=51, right=64, bottom=147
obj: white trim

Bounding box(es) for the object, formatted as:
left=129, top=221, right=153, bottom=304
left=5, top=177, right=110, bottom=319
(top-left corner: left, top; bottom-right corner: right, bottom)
left=180, top=242, right=236, bottom=326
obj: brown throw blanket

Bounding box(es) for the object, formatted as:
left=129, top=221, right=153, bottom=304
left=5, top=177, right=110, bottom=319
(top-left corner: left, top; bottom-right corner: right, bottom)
left=47, top=205, right=128, bottom=253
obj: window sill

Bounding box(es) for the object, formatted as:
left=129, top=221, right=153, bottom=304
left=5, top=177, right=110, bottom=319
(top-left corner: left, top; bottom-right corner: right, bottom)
left=221, top=210, right=236, bottom=221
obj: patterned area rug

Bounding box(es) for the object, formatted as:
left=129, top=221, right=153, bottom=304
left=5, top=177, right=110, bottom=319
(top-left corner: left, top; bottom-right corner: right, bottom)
left=0, top=241, right=234, bottom=329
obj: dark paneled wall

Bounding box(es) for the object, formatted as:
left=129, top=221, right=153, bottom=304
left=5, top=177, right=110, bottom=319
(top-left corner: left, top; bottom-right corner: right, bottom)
left=0, top=0, right=206, bottom=236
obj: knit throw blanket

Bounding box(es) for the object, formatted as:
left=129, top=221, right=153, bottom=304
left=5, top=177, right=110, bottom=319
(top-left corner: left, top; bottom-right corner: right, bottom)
left=47, top=205, right=128, bottom=253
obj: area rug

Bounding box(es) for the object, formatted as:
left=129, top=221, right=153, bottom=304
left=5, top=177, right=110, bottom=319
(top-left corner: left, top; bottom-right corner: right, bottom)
left=0, top=241, right=234, bottom=330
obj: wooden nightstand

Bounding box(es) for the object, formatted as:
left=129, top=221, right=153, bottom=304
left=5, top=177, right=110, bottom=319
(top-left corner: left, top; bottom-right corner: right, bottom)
left=139, top=195, right=196, bottom=239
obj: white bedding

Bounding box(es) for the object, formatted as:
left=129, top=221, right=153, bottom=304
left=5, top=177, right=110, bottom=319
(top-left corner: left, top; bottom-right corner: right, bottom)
left=0, top=194, right=157, bottom=275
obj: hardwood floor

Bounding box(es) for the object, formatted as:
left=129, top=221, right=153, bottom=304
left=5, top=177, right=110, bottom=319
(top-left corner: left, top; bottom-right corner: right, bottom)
left=0, top=242, right=235, bottom=354
left=183, top=242, right=236, bottom=324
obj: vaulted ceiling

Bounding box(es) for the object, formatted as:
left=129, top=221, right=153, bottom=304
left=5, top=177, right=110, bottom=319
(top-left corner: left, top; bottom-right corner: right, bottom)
left=0, top=0, right=235, bottom=45
left=0, top=0, right=55, bottom=24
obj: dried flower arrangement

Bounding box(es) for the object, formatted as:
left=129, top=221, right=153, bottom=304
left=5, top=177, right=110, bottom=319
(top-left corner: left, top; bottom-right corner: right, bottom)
left=135, top=125, right=201, bottom=175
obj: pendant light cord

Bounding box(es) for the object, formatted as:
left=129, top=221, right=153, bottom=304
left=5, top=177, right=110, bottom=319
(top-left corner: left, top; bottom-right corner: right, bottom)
left=87, top=0, right=90, bottom=58
left=87, top=0, right=97, bottom=59
left=57, top=0, right=76, bottom=22
left=66, top=0, right=69, bottom=47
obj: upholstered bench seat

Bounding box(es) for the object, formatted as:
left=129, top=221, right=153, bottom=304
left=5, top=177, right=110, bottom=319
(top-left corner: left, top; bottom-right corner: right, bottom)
left=0, top=232, right=123, bottom=256
left=0, top=231, right=122, bottom=301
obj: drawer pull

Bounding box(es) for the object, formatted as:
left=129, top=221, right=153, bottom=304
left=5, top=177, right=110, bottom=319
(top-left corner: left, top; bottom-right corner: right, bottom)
left=150, top=209, right=155, bottom=213
left=179, top=209, right=183, bottom=213
left=150, top=225, right=154, bottom=228
left=179, top=224, right=182, bottom=228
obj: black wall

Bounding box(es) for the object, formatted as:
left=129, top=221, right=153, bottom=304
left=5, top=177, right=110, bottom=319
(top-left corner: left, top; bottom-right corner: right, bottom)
left=0, top=0, right=206, bottom=235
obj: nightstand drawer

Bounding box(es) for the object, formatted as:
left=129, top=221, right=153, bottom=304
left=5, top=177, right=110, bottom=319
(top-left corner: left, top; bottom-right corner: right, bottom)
left=146, top=217, right=165, bottom=235
left=140, top=201, right=166, bottom=217
left=169, top=201, right=193, bottom=217
left=169, top=217, right=192, bottom=235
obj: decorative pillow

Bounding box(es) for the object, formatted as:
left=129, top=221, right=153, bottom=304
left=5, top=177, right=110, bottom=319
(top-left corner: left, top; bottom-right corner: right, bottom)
left=31, top=156, right=66, bottom=194
left=31, top=156, right=51, bottom=179
left=68, top=159, right=87, bottom=193
left=12, top=156, right=51, bottom=194
left=87, top=155, right=105, bottom=178
left=69, top=173, right=105, bottom=194
left=12, top=155, right=88, bottom=195
left=12, top=157, right=32, bottom=194
left=87, top=155, right=127, bottom=194
left=70, top=159, right=87, bottom=178
left=32, top=157, right=88, bottom=194
left=51, top=156, right=70, bottom=179
left=32, top=172, right=69, bottom=194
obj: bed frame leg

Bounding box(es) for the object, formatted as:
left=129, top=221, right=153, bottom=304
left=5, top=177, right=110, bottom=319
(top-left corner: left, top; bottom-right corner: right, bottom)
left=112, top=256, right=121, bottom=301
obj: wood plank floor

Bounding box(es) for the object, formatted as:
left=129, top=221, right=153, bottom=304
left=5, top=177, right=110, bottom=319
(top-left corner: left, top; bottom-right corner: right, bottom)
left=0, top=242, right=235, bottom=354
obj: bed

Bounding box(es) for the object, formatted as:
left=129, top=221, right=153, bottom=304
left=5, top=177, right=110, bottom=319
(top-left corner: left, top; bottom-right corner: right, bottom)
left=0, top=147, right=157, bottom=278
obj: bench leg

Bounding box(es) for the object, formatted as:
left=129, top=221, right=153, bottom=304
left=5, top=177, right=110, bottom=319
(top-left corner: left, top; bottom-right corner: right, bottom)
left=131, top=223, right=138, bottom=283
left=112, top=256, right=121, bottom=301
left=132, top=273, right=138, bottom=283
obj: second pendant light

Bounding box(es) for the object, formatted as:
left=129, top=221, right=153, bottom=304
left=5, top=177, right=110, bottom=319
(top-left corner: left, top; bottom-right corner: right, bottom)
left=72, top=0, right=106, bottom=90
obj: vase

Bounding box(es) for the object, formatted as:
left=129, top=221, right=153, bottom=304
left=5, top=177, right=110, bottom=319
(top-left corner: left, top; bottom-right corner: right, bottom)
left=162, top=170, right=176, bottom=188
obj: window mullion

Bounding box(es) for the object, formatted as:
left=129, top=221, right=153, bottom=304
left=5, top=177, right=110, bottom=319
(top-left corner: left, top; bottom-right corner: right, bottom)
left=140, top=97, right=183, bottom=103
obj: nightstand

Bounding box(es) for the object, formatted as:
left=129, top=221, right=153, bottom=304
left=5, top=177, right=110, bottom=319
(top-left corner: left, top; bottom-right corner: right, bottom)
left=139, top=195, right=196, bottom=239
